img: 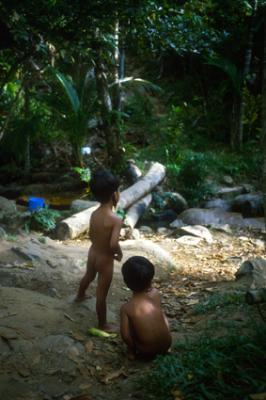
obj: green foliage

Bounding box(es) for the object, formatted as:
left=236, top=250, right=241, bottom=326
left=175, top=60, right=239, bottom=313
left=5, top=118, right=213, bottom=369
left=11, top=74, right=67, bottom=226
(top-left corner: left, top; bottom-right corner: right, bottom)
left=192, top=291, right=245, bottom=315
left=27, top=207, right=61, bottom=232
left=175, top=151, right=214, bottom=206
left=116, top=208, right=126, bottom=220
left=73, top=167, right=91, bottom=183
left=48, top=67, right=98, bottom=164
left=144, top=324, right=266, bottom=400
left=206, top=55, right=242, bottom=94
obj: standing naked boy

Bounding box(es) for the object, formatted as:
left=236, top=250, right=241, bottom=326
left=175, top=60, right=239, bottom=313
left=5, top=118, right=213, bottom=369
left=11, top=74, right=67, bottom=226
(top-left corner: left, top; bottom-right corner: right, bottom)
left=120, top=256, right=172, bottom=358
left=76, top=169, right=123, bottom=332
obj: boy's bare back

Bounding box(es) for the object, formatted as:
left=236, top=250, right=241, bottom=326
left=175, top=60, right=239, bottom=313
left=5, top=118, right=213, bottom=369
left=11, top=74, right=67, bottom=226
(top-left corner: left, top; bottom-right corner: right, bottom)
left=90, top=206, right=123, bottom=257
left=121, top=288, right=171, bottom=356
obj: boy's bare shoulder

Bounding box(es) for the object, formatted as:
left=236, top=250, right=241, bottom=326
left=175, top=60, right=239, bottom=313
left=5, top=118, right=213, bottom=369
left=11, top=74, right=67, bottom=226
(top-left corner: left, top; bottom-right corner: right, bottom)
left=121, top=301, right=131, bottom=314
left=111, top=213, right=123, bottom=226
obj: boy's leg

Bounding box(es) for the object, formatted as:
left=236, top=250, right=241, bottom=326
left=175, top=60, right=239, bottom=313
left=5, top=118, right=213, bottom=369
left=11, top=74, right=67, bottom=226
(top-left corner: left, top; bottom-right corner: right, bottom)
left=96, top=261, right=114, bottom=331
left=76, top=256, right=97, bottom=301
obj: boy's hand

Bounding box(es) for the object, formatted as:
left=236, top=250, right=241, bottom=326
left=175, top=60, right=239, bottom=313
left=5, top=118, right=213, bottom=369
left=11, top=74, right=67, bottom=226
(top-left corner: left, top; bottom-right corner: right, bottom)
left=114, top=251, right=123, bottom=261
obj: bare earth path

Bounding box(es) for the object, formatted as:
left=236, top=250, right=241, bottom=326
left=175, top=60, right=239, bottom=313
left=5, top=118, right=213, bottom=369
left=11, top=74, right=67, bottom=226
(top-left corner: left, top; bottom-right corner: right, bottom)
left=0, top=227, right=264, bottom=400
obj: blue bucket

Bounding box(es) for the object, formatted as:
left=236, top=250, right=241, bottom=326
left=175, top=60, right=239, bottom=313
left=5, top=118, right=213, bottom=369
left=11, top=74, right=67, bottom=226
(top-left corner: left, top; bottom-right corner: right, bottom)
left=28, top=197, right=45, bottom=212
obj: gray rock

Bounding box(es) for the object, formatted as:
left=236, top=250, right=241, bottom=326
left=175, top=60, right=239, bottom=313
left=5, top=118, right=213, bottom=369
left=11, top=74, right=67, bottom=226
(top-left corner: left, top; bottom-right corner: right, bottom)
left=176, top=225, right=213, bottom=243
left=169, top=219, right=184, bottom=229
left=179, top=208, right=245, bottom=227
left=243, top=218, right=265, bottom=231
left=132, top=228, right=140, bottom=240
left=176, top=235, right=203, bottom=246
left=0, top=196, right=17, bottom=210
left=242, top=183, right=254, bottom=193
left=40, top=334, right=84, bottom=355
left=231, top=193, right=263, bottom=217
left=0, top=196, right=17, bottom=221
left=204, top=198, right=232, bottom=212
left=157, top=227, right=172, bottom=235
left=164, top=192, right=188, bottom=213
left=215, top=186, right=244, bottom=200
left=139, top=226, right=153, bottom=233
left=12, top=243, right=42, bottom=261
left=210, top=224, right=232, bottom=234
left=221, top=175, right=234, bottom=185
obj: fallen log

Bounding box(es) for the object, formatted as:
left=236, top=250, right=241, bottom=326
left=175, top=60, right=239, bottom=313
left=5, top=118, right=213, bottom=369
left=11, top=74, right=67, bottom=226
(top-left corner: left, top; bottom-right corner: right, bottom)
left=124, top=194, right=152, bottom=229
left=56, top=204, right=99, bottom=240
left=56, top=162, right=165, bottom=240
left=117, top=162, right=166, bottom=210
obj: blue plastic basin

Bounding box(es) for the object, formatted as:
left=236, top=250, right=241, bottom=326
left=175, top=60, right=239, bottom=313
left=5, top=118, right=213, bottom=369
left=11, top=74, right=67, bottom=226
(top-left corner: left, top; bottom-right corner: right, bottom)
left=28, top=197, right=45, bottom=212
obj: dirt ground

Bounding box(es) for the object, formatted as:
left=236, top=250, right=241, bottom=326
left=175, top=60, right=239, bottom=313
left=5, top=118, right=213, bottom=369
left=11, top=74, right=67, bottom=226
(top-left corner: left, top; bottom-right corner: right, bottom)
left=0, top=227, right=265, bottom=400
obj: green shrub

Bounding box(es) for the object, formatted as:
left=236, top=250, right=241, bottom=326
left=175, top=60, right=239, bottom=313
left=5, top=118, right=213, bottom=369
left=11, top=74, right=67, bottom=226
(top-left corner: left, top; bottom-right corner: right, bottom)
left=192, top=291, right=245, bottom=315
left=27, top=207, right=61, bottom=232
left=144, top=325, right=266, bottom=400
left=172, top=151, right=213, bottom=206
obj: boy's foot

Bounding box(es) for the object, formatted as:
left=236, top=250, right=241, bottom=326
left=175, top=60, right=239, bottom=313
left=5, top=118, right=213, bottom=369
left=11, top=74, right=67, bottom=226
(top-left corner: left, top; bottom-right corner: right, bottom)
left=99, top=323, right=118, bottom=333
left=74, top=294, right=91, bottom=303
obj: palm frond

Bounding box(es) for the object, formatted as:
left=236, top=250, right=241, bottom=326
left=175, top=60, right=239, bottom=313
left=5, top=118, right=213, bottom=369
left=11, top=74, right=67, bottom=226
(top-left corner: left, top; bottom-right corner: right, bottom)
left=205, top=56, right=242, bottom=94
left=53, top=69, right=80, bottom=113
left=109, top=77, right=162, bottom=93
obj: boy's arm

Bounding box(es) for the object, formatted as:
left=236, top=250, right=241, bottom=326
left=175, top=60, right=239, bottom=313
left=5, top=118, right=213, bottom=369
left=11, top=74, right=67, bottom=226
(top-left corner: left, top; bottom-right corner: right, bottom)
left=120, top=305, right=134, bottom=351
left=110, top=217, right=123, bottom=261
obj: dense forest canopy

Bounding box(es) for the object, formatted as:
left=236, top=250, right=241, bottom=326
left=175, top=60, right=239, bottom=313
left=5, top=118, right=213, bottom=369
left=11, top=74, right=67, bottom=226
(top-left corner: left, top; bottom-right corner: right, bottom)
left=1, top=0, right=266, bottom=202
left=1, top=3, right=266, bottom=400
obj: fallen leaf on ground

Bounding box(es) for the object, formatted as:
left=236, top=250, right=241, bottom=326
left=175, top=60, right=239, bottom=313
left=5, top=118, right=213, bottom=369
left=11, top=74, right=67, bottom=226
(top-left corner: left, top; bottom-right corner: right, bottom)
left=64, top=395, right=91, bottom=400
left=85, top=340, right=94, bottom=353
left=71, top=331, right=86, bottom=341
left=101, top=367, right=127, bottom=384
left=64, top=313, right=76, bottom=322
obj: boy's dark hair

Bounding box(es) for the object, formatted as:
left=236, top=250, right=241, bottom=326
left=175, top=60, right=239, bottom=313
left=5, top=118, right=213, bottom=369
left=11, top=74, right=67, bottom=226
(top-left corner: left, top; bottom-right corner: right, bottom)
left=90, top=169, right=120, bottom=203
left=122, top=256, right=155, bottom=292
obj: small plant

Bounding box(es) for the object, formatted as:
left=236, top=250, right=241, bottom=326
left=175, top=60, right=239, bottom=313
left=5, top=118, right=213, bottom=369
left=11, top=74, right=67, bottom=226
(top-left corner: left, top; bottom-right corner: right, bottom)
left=27, top=207, right=61, bottom=232
left=116, top=208, right=126, bottom=220
left=73, top=167, right=91, bottom=183
left=6, top=234, right=18, bottom=242
left=192, top=290, right=245, bottom=315
left=175, top=151, right=214, bottom=206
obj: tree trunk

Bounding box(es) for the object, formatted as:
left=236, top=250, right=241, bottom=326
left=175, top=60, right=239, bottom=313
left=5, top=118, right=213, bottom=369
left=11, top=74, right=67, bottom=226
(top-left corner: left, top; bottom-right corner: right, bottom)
left=24, top=84, right=31, bottom=174
left=55, top=204, right=99, bottom=240
left=262, top=14, right=266, bottom=235
left=124, top=194, right=152, bottom=229
left=235, top=0, right=257, bottom=150
left=94, top=57, right=117, bottom=160
left=55, top=162, right=166, bottom=240
left=93, top=27, right=122, bottom=167
left=117, top=162, right=166, bottom=210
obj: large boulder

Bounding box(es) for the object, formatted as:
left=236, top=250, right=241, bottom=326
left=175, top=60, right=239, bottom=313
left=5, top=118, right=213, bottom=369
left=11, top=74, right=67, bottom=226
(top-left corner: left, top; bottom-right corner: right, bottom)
left=215, top=186, right=245, bottom=200
left=204, top=198, right=232, bottom=212
left=231, top=193, right=263, bottom=217
left=178, top=208, right=245, bottom=227
left=175, top=225, right=213, bottom=243
left=0, top=196, right=17, bottom=219
left=164, top=192, right=188, bottom=213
